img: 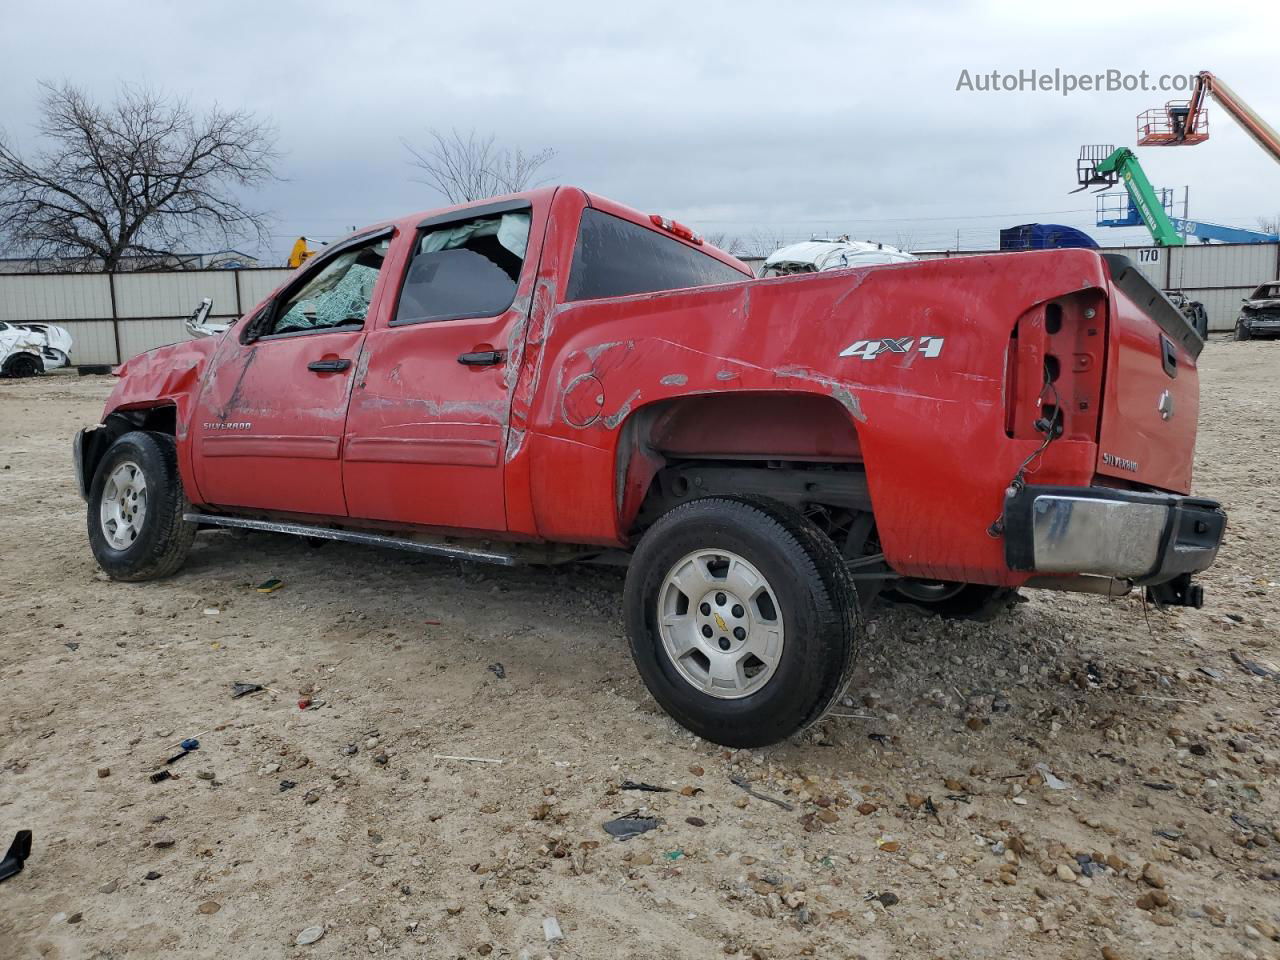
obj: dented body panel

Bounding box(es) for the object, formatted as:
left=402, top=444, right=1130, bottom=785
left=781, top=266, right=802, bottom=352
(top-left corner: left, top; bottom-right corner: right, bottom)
left=87, top=186, right=1218, bottom=591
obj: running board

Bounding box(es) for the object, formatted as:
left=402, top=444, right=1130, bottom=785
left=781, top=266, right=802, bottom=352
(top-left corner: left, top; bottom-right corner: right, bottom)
left=184, top=513, right=520, bottom=566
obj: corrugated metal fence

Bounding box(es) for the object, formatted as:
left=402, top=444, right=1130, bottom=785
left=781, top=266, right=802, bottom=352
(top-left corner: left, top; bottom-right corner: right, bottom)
left=2, top=242, right=1278, bottom=366
left=0, top=268, right=292, bottom=366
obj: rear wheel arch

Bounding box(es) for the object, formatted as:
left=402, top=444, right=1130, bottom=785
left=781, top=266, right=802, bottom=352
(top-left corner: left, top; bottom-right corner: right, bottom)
left=613, top=391, right=872, bottom=539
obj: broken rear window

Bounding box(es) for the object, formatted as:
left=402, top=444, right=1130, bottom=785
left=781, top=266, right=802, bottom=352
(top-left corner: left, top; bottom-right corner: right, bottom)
left=393, top=210, right=531, bottom=325
left=566, top=208, right=748, bottom=302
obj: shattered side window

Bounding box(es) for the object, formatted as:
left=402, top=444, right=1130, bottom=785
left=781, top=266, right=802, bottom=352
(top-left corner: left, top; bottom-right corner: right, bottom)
left=270, top=236, right=389, bottom=336
left=392, top=211, right=530, bottom=325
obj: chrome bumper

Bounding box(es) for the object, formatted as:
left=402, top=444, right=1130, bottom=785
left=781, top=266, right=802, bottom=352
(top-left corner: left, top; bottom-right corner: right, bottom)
left=1004, top=485, right=1225, bottom=585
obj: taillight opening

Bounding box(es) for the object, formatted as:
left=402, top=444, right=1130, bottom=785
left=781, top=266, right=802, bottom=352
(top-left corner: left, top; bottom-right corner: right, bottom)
left=1005, top=292, right=1106, bottom=442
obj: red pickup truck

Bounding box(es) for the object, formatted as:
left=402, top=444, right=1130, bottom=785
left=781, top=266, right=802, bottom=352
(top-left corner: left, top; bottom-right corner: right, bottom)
left=74, top=187, right=1226, bottom=747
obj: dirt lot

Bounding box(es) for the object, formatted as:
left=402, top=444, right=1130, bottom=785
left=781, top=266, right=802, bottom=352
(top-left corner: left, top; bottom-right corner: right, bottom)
left=1, top=339, right=1278, bottom=960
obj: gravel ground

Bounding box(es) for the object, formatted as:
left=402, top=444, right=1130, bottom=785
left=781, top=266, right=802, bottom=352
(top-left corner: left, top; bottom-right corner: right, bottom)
left=1, top=338, right=1278, bottom=960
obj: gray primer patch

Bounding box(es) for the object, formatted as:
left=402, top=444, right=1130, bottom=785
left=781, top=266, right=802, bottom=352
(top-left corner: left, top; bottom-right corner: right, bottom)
left=829, top=385, right=867, bottom=423
left=715, top=370, right=738, bottom=381
left=774, top=366, right=867, bottom=423
left=660, top=374, right=688, bottom=386
left=602, top=389, right=642, bottom=430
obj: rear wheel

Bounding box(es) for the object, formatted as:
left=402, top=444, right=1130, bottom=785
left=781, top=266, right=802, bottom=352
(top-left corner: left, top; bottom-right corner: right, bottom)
left=624, top=497, right=859, bottom=748
left=87, top=431, right=196, bottom=581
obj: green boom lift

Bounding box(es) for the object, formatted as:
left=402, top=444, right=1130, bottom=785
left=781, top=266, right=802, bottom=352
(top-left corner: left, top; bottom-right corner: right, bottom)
left=1074, top=145, right=1184, bottom=246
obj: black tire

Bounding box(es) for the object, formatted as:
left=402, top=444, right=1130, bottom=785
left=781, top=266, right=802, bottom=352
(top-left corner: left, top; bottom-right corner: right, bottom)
left=1234, top=321, right=1252, bottom=341
left=624, top=496, right=860, bottom=748
left=2, top=352, right=43, bottom=378
left=87, top=431, right=196, bottom=581
left=1190, top=305, right=1208, bottom=340
left=881, top=580, right=1018, bottom=620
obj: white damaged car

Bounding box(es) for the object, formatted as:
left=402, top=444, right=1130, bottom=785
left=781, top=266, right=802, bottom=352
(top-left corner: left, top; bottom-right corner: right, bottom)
left=761, top=238, right=916, bottom=277
left=1, top=321, right=73, bottom=377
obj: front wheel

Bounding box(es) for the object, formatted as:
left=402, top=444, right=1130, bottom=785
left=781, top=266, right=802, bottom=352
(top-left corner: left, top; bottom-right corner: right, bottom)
left=2, top=353, right=43, bottom=378
left=87, top=431, right=196, bottom=581
left=1235, top=321, right=1252, bottom=341
left=624, top=497, right=860, bottom=748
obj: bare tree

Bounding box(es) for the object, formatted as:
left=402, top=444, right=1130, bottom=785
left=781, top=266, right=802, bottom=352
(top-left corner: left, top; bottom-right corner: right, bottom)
left=729, top=229, right=790, bottom=259
left=0, top=81, right=277, bottom=271
left=703, top=232, right=737, bottom=253
left=1257, top=213, right=1280, bottom=235
left=404, top=128, right=555, bottom=204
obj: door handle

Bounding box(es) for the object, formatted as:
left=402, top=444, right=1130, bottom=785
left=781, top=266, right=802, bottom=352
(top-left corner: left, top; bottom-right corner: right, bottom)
left=458, top=350, right=505, bottom=367
left=307, top=358, right=352, bottom=373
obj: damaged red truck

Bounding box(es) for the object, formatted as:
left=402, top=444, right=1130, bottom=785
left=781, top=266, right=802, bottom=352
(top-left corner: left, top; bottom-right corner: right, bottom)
left=73, top=187, right=1226, bottom=747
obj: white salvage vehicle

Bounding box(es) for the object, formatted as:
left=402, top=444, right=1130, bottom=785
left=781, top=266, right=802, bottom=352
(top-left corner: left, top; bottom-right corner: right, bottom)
left=0, top=321, right=73, bottom=377
left=761, top=237, right=916, bottom=277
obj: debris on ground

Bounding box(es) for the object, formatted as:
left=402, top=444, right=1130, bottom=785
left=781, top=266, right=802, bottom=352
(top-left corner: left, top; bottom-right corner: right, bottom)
left=487, top=662, right=506, bottom=679
left=256, top=578, right=284, bottom=593
left=165, top=738, right=200, bottom=764
left=619, top=780, right=670, bottom=793
left=1033, top=762, right=1070, bottom=789
left=603, top=813, right=660, bottom=839
left=1231, top=649, right=1279, bottom=679
left=230, top=682, right=264, bottom=698
left=543, top=916, right=564, bottom=942
left=729, top=775, right=794, bottom=810
left=0, top=831, right=32, bottom=883
left=1, top=354, right=1277, bottom=958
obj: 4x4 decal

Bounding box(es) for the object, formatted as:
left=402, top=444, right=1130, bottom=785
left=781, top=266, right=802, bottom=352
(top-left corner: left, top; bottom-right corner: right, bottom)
left=839, top=336, right=945, bottom=360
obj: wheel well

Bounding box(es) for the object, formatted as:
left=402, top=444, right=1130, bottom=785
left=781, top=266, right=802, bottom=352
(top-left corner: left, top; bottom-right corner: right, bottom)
left=618, top=392, right=871, bottom=543
left=108, top=405, right=177, bottom=436
left=80, top=404, right=178, bottom=493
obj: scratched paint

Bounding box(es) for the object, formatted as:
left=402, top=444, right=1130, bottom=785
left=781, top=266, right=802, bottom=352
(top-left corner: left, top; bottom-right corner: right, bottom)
left=774, top=366, right=868, bottom=423
left=601, top=388, right=641, bottom=430
left=660, top=373, right=688, bottom=386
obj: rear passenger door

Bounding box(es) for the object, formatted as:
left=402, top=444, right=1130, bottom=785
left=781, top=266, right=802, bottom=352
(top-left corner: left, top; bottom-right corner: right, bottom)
left=342, top=199, right=541, bottom=533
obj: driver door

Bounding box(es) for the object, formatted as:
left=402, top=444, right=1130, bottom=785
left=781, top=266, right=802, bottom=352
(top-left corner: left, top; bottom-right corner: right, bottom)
left=190, top=229, right=394, bottom=517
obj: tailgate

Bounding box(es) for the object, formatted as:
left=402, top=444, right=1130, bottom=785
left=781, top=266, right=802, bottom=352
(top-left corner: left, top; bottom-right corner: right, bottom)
left=1095, top=255, right=1202, bottom=494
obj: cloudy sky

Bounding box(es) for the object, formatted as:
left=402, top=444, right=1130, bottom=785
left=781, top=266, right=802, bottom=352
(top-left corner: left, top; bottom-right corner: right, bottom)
left=2, top=0, right=1278, bottom=260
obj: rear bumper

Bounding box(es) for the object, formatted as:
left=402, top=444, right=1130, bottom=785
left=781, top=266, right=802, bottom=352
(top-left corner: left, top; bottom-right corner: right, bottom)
left=1240, top=315, right=1280, bottom=333
left=1004, top=485, right=1225, bottom=585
